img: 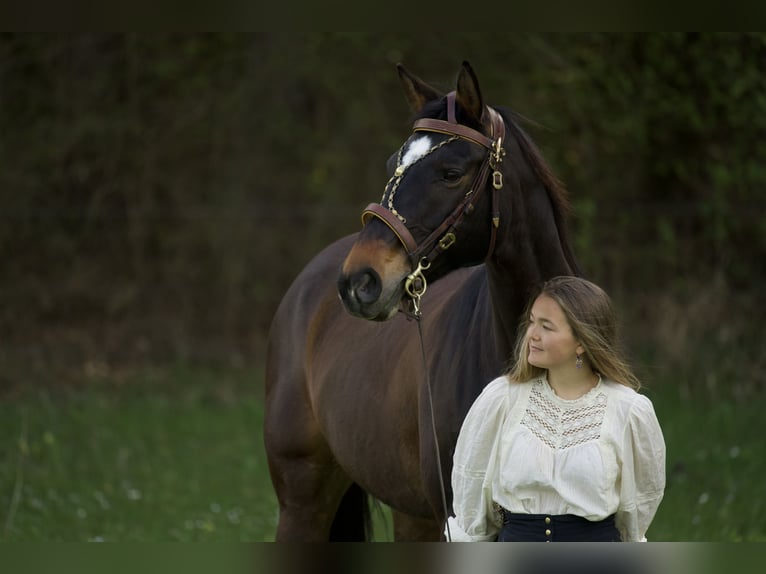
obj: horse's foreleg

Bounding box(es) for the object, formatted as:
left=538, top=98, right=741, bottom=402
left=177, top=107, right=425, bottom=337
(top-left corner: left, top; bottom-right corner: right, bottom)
left=270, top=456, right=352, bottom=541
left=264, top=386, right=355, bottom=541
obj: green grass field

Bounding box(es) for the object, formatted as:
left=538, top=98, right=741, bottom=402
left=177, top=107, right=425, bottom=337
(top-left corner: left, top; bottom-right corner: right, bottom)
left=1, top=364, right=764, bottom=542
left=0, top=365, right=277, bottom=542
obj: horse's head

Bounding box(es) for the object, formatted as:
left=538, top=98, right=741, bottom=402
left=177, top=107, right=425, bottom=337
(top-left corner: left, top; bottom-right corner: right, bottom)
left=338, top=61, right=510, bottom=321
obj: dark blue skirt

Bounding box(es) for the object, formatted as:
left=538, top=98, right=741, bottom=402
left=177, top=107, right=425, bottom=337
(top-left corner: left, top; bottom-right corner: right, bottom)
left=497, top=511, right=621, bottom=542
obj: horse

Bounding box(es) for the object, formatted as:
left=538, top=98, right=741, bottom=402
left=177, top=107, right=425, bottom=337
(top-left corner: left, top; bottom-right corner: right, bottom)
left=264, top=61, right=580, bottom=541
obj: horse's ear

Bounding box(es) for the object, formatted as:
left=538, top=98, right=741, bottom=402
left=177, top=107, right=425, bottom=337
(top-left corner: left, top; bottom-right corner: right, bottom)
left=455, top=60, right=484, bottom=125
left=397, top=63, right=442, bottom=113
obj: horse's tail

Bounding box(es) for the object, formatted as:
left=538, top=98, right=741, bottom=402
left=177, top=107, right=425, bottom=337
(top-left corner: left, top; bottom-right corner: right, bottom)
left=329, top=483, right=374, bottom=541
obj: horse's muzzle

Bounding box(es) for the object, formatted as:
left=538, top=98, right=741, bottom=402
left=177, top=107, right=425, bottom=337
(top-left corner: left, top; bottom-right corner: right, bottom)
left=337, top=267, right=402, bottom=321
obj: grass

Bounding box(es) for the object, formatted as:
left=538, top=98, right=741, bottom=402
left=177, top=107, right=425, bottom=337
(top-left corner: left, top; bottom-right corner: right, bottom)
left=0, top=365, right=278, bottom=542
left=1, top=364, right=765, bottom=541
left=648, top=386, right=766, bottom=541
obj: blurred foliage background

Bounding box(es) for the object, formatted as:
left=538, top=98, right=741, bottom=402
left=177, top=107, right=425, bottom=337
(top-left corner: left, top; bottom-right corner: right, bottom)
left=1, top=32, right=764, bottom=397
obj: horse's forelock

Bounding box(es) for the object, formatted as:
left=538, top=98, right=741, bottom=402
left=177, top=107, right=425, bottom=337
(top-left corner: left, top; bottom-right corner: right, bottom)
left=414, top=97, right=446, bottom=122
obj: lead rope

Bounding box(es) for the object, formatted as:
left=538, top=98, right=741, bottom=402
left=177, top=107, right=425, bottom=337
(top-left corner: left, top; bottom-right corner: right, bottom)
left=405, top=261, right=452, bottom=542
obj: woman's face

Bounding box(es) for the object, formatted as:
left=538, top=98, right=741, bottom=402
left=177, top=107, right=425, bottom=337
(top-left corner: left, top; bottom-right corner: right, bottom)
left=525, top=294, right=583, bottom=371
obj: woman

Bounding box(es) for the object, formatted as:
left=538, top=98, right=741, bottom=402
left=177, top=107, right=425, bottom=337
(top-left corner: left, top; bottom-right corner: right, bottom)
left=446, top=276, right=665, bottom=542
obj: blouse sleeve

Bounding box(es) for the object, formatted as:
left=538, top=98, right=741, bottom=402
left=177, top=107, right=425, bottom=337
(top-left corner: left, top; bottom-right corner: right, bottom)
left=447, top=376, right=509, bottom=542
left=615, top=393, right=666, bottom=541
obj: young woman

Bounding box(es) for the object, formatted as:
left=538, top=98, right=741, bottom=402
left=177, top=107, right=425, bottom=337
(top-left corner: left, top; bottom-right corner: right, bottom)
left=447, top=276, right=665, bottom=542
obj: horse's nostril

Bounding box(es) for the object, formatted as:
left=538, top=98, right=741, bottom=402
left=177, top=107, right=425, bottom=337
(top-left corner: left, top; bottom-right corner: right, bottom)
left=351, top=269, right=382, bottom=305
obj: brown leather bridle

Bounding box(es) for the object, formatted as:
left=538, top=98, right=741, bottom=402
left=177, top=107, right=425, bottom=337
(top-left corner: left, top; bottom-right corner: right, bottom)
left=361, top=92, right=506, bottom=306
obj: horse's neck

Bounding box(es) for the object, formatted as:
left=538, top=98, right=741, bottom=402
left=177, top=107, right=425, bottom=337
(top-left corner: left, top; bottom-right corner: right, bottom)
left=485, top=184, right=577, bottom=359
left=485, top=263, right=527, bottom=361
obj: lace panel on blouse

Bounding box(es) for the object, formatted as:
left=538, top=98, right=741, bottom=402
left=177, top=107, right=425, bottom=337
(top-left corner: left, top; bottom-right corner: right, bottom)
left=521, top=380, right=607, bottom=450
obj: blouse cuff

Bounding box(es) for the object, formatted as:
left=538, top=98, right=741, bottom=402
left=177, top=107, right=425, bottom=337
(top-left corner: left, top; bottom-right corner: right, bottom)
left=444, top=516, right=496, bottom=542
left=445, top=516, right=473, bottom=542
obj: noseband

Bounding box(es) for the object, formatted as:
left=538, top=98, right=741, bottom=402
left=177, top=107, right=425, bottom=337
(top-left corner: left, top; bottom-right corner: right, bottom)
left=361, top=91, right=506, bottom=295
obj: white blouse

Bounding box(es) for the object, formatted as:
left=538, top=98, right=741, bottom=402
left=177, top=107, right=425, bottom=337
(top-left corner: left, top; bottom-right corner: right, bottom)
left=447, top=375, right=666, bottom=542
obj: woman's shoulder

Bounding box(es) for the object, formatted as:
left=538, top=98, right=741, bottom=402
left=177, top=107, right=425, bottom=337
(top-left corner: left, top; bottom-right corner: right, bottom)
left=602, top=379, right=657, bottom=415
left=459, top=376, right=512, bottom=436
left=467, top=375, right=526, bottom=414
left=479, top=374, right=532, bottom=400
left=475, top=375, right=510, bottom=403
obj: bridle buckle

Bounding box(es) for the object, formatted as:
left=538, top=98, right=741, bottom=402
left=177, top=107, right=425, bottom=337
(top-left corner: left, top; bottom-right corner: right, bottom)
left=438, top=232, right=456, bottom=251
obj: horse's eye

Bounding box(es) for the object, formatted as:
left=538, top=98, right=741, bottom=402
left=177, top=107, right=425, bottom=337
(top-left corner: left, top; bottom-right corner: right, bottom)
left=443, top=169, right=463, bottom=182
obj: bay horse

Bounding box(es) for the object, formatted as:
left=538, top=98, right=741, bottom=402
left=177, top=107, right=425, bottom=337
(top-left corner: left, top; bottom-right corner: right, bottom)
left=264, top=61, right=580, bottom=541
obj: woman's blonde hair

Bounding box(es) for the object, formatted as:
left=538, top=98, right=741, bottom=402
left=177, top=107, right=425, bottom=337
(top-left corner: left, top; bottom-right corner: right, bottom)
left=506, top=276, right=640, bottom=389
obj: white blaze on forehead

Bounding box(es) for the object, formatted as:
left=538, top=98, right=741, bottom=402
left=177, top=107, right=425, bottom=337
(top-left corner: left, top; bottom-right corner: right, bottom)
left=400, top=135, right=432, bottom=169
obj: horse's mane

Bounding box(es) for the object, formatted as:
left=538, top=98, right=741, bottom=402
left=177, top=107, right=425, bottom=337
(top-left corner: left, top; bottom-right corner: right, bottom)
left=499, top=107, right=582, bottom=276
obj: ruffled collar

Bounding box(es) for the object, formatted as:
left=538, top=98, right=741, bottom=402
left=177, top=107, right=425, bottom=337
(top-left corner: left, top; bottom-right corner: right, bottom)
left=538, top=373, right=604, bottom=405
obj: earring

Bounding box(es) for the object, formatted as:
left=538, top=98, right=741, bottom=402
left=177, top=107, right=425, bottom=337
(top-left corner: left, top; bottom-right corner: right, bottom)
left=575, top=353, right=583, bottom=369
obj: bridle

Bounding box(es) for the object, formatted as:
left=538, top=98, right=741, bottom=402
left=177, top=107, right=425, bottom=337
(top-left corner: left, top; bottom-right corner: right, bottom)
left=360, top=91, right=507, bottom=313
